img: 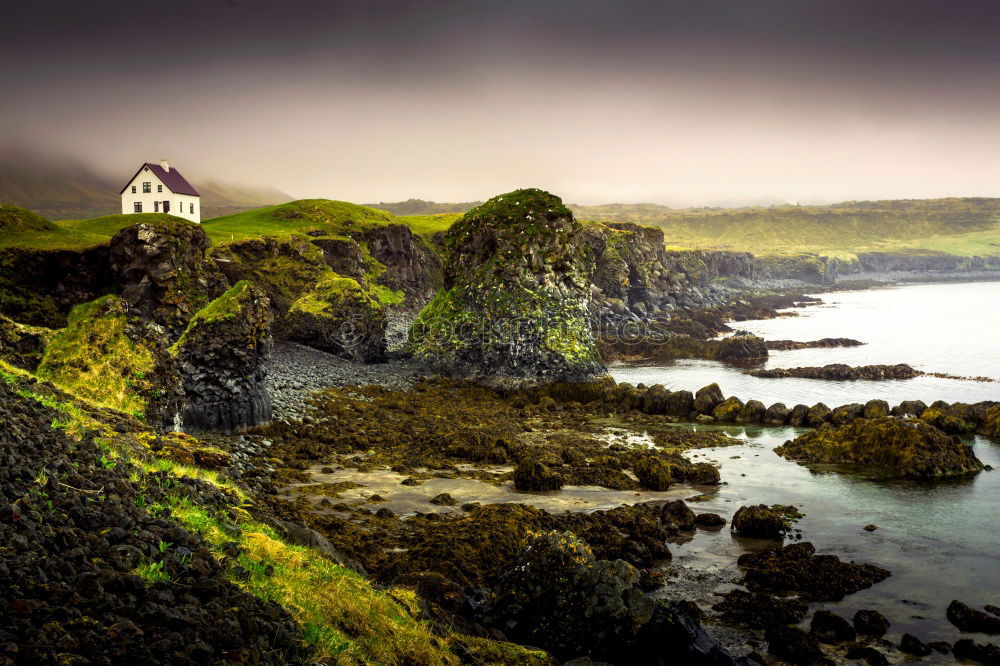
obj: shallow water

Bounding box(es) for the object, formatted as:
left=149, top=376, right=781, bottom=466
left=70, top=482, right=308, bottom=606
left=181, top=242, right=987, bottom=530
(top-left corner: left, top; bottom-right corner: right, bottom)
left=651, top=422, right=1000, bottom=646
left=612, top=280, right=1000, bottom=405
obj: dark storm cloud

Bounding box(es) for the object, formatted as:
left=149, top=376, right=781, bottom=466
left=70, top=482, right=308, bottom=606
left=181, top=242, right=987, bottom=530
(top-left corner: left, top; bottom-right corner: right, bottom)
left=3, top=0, right=1000, bottom=203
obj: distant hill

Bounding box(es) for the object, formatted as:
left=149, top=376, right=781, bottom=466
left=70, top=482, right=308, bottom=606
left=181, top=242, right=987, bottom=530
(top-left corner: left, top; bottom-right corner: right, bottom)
left=0, top=150, right=292, bottom=220
left=570, top=198, right=1000, bottom=257
left=366, top=199, right=480, bottom=215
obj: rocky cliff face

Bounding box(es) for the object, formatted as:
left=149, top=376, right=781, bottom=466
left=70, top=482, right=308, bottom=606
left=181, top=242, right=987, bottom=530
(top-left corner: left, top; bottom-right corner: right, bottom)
left=410, top=188, right=605, bottom=382
left=172, top=281, right=273, bottom=433
left=0, top=244, right=113, bottom=328
left=364, top=224, right=443, bottom=308
left=110, top=220, right=228, bottom=338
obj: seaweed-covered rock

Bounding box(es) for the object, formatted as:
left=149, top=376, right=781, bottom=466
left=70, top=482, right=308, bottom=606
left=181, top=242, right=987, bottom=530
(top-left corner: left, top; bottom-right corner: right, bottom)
left=738, top=399, right=767, bottom=423
left=0, top=313, right=52, bottom=370
left=864, top=399, right=890, bottom=419
left=283, top=275, right=387, bottom=362
left=664, top=389, right=695, bottom=418
left=982, top=405, right=1000, bottom=442
left=36, top=296, right=184, bottom=428
left=806, top=402, right=832, bottom=426
left=731, top=505, right=787, bottom=539
left=921, top=400, right=979, bottom=434
left=713, top=589, right=807, bottom=629
left=789, top=403, right=811, bottom=426
left=715, top=332, right=768, bottom=362
left=764, top=402, right=790, bottom=425
left=485, top=530, right=652, bottom=660
left=831, top=402, right=865, bottom=426
left=694, top=512, right=726, bottom=527
left=947, top=600, right=1000, bottom=634
left=110, top=219, right=228, bottom=338
left=892, top=399, right=928, bottom=417
left=634, top=456, right=673, bottom=490
left=810, top=609, right=856, bottom=643
left=688, top=462, right=721, bottom=485
left=712, top=396, right=744, bottom=422
left=853, top=609, right=890, bottom=636
left=738, top=541, right=890, bottom=602
left=513, top=459, right=565, bottom=491
left=172, top=281, right=273, bottom=432
left=775, top=417, right=983, bottom=479
left=693, top=383, right=724, bottom=414
left=409, top=189, right=605, bottom=382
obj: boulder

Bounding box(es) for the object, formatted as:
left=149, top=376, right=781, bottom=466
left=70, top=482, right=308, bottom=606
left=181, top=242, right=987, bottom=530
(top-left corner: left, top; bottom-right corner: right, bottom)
left=788, top=403, right=810, bottom=426
left=853, top=609, right=890, bottom=636
left=485, top=530, right=652, bottom=660
left=738, top=399, right=767, bottom=423
left=283, top=276, right=387, bottom=362
left=953, top=639, right=1000, bottom=664
left=110, top=219, right=228, bottom=338
left=715, top=332, right=768, bottom=362
left=810, top=609, right=856, bottom=643
left=634, top=456, right=673, bottom=490
left=764, top=402, right=790, bottom=425
left=921, top=401, right=978, bottom=434
left=664, top=390, right=694, bottom=418
left=409, top=189, right=605, bottom=381
left=806, top=402, right=832, bottom=426
left=900, top=633, right=932, bottom=656
left=172, top=281, right=273, bottom=432
left=831, top=402, right=864, bottom=426
left=765, top=625, right=831, bottom=665
left=712, top=396, right=744, bottom=422
left=694, top=513, right=726, bottom=528
left=892, top=399, right=928, bottom=418
left=661, top=500, right=696, bottom=531
left=775, top=417, right=984, bottom=479
left=947, top=600, right=1000, bottom=634
left=688, top=462, right=721, bottom=485
left=731, top=505, right=786, bottom=539
left=982, top=405, right=1000, bottom=442
left=864, top=399, right=890, bottom=419
left=36, top=296, right=184, bottom=429
left=693, top=383, right=724, bottom=415
left=513, top=459, right=565, bottom=491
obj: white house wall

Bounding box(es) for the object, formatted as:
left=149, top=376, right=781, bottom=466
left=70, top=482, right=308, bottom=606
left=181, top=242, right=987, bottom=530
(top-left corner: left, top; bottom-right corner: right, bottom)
left=120, top=165, right=201, bottom=223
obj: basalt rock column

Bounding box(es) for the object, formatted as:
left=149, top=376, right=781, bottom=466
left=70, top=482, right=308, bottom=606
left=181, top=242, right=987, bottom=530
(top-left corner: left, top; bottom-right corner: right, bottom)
left=172, top=280, right=273, bottom=432
left=410, top=189, right=605, bottom=381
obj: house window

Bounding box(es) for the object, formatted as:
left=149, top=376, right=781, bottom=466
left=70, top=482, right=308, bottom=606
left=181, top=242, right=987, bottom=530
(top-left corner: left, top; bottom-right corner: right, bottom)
left=134, top=202, right=142, bottom=213
left=142, top=182, right=151, bottom=193
left=154, top=201, right=159, bottom=212
left=157, top=184, right=163, bottom=193
left=131, top=185, right=136, bottom=193
left=190, top=203, right=194, bottom=214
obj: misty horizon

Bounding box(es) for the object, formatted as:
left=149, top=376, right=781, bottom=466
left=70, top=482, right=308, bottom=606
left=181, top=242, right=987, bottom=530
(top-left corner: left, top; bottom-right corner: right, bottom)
left=4, top=0, right=1000, bottom=207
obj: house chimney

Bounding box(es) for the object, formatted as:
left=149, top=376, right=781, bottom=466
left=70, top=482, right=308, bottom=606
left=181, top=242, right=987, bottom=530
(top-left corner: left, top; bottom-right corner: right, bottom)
left=160, top=159, right=170, bottom=172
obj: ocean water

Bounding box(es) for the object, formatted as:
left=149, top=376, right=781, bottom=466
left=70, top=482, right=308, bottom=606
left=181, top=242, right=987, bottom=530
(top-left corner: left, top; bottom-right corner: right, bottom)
left=611, top=280, right=1000, bottom=405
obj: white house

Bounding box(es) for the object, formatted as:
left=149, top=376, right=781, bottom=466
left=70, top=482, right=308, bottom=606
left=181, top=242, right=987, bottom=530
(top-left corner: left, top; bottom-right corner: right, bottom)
left=120, top=160, right=201, bottom=223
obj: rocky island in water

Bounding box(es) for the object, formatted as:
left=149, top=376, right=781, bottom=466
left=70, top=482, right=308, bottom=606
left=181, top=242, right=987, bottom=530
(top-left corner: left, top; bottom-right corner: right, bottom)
left=2, top=183, right=999, bottom=666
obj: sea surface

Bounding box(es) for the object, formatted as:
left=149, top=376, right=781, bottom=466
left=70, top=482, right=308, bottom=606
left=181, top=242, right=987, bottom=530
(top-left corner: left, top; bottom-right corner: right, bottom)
left=611, top=280, right=1000, bottom=405
left=609, top=281, right=1000, bottom=647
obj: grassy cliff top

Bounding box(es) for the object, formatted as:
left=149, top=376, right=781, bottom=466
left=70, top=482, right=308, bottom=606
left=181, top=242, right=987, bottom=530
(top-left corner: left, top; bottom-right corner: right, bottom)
left=571, top=197, right=1000, bottom=257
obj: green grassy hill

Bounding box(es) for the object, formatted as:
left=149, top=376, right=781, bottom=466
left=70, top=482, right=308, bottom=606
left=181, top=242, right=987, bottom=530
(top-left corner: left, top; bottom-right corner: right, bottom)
left=570, top=198, right=1000, bottom=257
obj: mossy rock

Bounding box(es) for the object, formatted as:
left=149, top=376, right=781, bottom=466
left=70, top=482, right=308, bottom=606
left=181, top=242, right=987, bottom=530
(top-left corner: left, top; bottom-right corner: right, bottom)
left=688, top=462, right=721, bottom=485
left=806, top=403, right=832, bottom=427
left=732, top=504, right=787, bottom=539
left=788, top=404, right=811, bottom=426
left=513, top=459, right=565, bottom=491
left=712, top=396, right=744, bottom=422
left=155, top=433, right=232, bottom=470
left=764, top=402, right=790, bottom=425
left=863, top=399, right=890, bottom=419
left=775, top=416, right=983, bottom=479
left=634, top=456, right=673, bottom=490
left=36, top=295, right=184, bottom=427
left=693, top=383, right=724, bottom=414
left=980, top=405, right=1000, bottom=442
left=920, top=401, right=978, bottom=434
left=409, top=189, right=604, bottom=381
left=172, top=281, right=274, bottom=432
left=831, top=403, right=865, bottom=426
left=284, top=275, right=387, bottom=362
left=0, top=313, right=53, bottom=370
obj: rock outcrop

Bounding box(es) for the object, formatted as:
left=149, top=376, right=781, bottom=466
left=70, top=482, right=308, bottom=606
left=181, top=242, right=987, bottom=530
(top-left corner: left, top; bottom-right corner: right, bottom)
left=410, top=189, right=605, bottom=381
left=110, top=220, right=228, bottom=338
left=775, top=417, right=983, bottom=479
left=283, top=276, right=387, bottom=362
left=750, top=363, right=921, bottom=380
left=731, top=505, right=788, bottom=539
left=172, top=281, right=273, bottom=432
left=0, top=313, right=52, bottom=370
left=35, top=296, right=184, bottom=429
left=363, top=224, right=444, bottom=307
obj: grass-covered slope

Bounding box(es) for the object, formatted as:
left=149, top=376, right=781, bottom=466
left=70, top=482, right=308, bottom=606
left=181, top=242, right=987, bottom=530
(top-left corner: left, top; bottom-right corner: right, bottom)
left=571, top=198, right=1000, bottom=257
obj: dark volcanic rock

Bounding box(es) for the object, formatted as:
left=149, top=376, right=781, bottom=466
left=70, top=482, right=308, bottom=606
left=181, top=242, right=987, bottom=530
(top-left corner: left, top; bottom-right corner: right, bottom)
left=809, top=609, right=856, bottom=643
left=900, top=633, right=933, bottom=656
left=693, top=383, right=724, bottom=415
left=110, top=219, right=228, bottom=338
left=694, top=513, right=726, bottom=528
left=731, top=505, right=787, bottom=539
left=953, top=638, right=1000, bottom=665
left=0, top=379, right=301, bottom=665
left=892, top=399, right=928, bottom=418
left=409, top=189, right=605, bottom=381
left=0, top=313, right=52, bottom=370
left=765, top=625, right=832, bottom=665
left=853, top=609, right=890, bottom=636
left=283, top=275, right=387, bottom=362
left=947, top=600, right=1000, bottom=634
left=766, top=337, right=864, bottom=350
left=750, top=363, right=921, bottom=381
left=174, top=281, right=273, bottom=432
left=364, top=224, right=444, bottom=307
left=713, top=589, right=807, bottom=628
left=775, top=416, right=984, bottom=479
left=764, top=402, right=790, bottom=425
left=737, top=541, right=890, bottom=602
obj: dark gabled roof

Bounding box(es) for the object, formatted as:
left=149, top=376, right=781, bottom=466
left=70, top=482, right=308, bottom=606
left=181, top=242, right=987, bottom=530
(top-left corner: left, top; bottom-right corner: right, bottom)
left=119, top=162, right=200, bottom=196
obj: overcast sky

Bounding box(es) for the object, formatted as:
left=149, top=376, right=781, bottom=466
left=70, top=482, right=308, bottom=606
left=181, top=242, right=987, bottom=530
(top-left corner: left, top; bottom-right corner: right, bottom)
left=3, top=0, right=1000, bottom=206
